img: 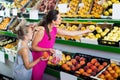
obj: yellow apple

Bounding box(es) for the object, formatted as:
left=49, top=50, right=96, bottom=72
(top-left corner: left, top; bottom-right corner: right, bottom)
left=96, top=34, right=101, bottom=38
left=108, top=8, right=112, bottom=14
left=102, top=2, right=108, bottom=9
left=111, top=0, right=117, bottom=3
left=105, top=28, right=110, bottom=33
left=101, top=32, right=106, bottom=37
left=66, top=55, right=71, bottom=61
left=104, top=11, right=110, bottom=16
left=107, top=1, right=112, bottom=6
left=88, top=25, right=95, bottom=31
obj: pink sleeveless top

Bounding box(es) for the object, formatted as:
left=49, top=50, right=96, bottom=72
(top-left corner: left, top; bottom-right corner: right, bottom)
left=32, top=26, right=57, bottom=60
left=38, top=26, right=57, bottom=48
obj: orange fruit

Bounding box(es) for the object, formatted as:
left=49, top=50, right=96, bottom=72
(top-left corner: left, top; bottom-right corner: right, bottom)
left=42, top=52, right=49, bottom=59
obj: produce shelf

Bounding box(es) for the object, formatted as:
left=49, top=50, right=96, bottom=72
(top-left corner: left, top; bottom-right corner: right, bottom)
left=56, top=39, right=120, bottom=54
left=62, top=18, right=120, bottom=24
left=45, top=67, right=86, bottom=80
left=45, top=67, right=60, bottom=78
left=1, top=29, right=120, bottom=54
left=0, top=30, right=16, bottom=38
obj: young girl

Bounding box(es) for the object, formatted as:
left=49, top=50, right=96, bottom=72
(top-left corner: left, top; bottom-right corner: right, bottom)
left=13, top=25, right=46, bottom=80
left=31, top=9, right=91, bottom=80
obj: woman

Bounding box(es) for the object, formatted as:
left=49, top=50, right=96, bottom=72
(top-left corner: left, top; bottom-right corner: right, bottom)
left=13, top=25, right=46, bottom=80
left=31, top=9, right=91, bottom=80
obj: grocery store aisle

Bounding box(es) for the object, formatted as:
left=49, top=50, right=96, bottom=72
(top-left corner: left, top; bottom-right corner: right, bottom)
left=0, top=59, right=13, bottom=78
left=0, top=60, right=60, bottom=80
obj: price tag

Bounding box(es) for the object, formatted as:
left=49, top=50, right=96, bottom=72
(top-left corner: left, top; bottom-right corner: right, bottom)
left=0, top=10, right=4, bottom=16
left=0, top=51, right=5, bottom=63
left=60, top=72, right=77, bottom=80
left=29, top=10, right=39, bottom=19
left=0, top=18, right=2, bottom=22
left=97, top=1, right=102, bottom=4
left=79, top=3, right=84, bottom=7
left=112, top=4, right=120, bottom=19
left=12, top=8, right=17, bottom=16
left=5, top=8, right=10, bottom=17
left=58, top=4, right=68, bottom=13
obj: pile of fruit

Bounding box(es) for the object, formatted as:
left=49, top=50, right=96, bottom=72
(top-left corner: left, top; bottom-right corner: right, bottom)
left=0, top=17, right=11, bottom=30
left=57, top=23, right=112, bottom=41
left=62, top=55, right=86, bottom=72
left=102, top=0, right=120, bottom=16
left=82, top=24, right=111, bottom=39
left=47, top=51, right=120, bottom=79
left=13, top=0, right=29, bottom=9
left=39, top=0, right=57, bottom=13
left=66, top=0, right=79, bottom=16
left=103, top=26, right=120, bottom=42
left=77, top=0, right=92, bottom=18
left=48, top=53, right=71, bottom=66
left=4, top=40, right=18, bottom=49
left=57, top=0, right=120, bottom=18
left=0, top=39, right=15, bottom=47
left=75, top=58, right=108, bottom=76
left=98, top=26, right=120, bottom=47
left=98, top=63, right=120, bottom=80
left=90, top=0, right=103, bottom=18
left=60, top=53, right=109, bottom=79
left=56, top=23, right=81, bottom=41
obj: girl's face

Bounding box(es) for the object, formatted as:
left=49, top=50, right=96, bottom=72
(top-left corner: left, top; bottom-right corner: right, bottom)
left=54, top=14, right=62, bottom=25
left=27, top=28, right=33, bottom=40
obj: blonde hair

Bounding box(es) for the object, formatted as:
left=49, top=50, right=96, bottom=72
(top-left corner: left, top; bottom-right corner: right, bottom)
left=17, top=25, right=29, bottom=40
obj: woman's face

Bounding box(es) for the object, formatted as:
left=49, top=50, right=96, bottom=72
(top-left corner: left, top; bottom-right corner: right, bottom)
left=54, top=13, right=62, bottom=25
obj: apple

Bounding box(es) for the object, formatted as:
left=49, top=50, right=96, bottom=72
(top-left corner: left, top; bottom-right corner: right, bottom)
left=107, top=1, right=112, bottom=6
left=104, top=11, right=109, bottom=16
left=108, top=8, right=112, bottom=14
left=102, top=2, right=108, bottom=9
left=88, top=25, right=95, bottom=31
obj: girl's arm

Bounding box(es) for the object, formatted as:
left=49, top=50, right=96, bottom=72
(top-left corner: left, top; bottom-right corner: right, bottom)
left=57, top=28, right=91, bottom=36
left=19, top=48, right=41, bottom=70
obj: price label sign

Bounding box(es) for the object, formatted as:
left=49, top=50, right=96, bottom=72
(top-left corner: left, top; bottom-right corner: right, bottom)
left=5, top=8, right=10, bottom=17
left=79, top=3, right=84, bottom=7
left=112, top=4, right=120, bottom=19
left=0, top=10, right=4, bottom=16
left=12, top=8, right=17, bottom=16
left=58, top=4, right=68, bottom=13
left=60, top=72, right=77, bottom=80
left=29, top=10, right=39, bottom=19
left=0, top=51, right=5, bottom=63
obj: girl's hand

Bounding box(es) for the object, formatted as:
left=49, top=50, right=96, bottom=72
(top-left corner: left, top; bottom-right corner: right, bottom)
left=40, top=56, right=49, bottom=61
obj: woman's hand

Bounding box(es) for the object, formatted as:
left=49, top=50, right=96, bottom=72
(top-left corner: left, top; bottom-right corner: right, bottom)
left=48, top=48, right=55, bottom=54
left=85, top=28, right=92, bottom=33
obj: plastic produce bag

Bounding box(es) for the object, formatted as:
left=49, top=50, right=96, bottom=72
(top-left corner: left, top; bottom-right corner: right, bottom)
left=51, top=50, right=62, bottom=65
